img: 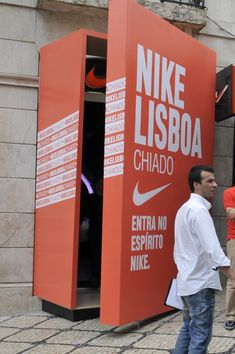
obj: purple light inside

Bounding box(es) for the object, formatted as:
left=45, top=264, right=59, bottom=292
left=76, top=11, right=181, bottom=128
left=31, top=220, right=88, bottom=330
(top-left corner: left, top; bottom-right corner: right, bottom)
left=81, top=174, right=94, bottom=194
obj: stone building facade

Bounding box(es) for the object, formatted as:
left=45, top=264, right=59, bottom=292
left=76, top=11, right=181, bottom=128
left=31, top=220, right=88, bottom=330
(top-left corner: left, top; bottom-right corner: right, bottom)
left=0, top=0, right=234, bottom=315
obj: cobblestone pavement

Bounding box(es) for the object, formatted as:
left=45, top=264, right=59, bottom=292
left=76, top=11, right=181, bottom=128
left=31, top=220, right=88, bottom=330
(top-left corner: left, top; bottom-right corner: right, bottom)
left=0, top=290, right=234, bottom=353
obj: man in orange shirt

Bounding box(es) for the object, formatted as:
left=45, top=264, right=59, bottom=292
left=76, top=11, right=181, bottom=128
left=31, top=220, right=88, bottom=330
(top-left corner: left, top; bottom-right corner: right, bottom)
left=224, top=186, right=235, bottom=330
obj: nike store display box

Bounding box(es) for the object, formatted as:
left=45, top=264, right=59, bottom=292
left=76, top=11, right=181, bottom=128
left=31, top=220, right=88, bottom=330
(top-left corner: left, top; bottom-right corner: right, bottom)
left=215, top=65, right=235, bottom=122
left=34, top=0, right=216, bottom=326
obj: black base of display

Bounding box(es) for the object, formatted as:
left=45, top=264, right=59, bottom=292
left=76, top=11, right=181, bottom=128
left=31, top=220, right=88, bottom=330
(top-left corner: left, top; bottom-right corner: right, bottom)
left=42, top=300, right=100, bottom=321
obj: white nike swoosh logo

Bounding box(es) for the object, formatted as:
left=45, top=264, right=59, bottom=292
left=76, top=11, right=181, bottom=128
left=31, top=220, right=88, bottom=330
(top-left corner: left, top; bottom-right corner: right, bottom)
left=133, top=181, right=171, bottom=206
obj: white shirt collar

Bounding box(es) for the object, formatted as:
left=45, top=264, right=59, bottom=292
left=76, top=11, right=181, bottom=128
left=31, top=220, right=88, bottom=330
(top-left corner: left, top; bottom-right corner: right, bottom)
left=190, top=193, right=211, bottom=210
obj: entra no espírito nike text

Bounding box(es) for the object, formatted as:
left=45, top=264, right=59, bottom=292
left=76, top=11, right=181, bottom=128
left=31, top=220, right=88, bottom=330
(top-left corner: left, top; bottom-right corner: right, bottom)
left=130, top=215, right=167, bottom=271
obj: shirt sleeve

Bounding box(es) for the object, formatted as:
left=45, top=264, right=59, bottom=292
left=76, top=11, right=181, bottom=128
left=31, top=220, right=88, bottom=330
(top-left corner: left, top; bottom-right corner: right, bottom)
left=193, top=208, right=230, bottom=269
left=224, top=189, right=235, bottom=210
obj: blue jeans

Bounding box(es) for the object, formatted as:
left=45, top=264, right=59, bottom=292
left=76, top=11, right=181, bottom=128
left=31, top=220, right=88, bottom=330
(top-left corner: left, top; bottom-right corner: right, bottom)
left=173, top=288, right=215, bottom=354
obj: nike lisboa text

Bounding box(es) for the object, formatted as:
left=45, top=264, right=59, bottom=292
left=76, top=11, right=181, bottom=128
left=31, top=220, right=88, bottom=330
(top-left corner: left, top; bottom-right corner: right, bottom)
left=134, top=44, right=202, bottom=167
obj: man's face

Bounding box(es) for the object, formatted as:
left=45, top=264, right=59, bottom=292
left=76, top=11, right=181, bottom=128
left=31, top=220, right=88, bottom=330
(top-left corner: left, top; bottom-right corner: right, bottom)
left=194, top=171, right=217, bottom=200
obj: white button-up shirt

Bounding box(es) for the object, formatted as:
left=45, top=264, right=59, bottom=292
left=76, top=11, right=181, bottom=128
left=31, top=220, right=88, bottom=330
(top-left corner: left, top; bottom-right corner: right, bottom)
left=174, top=193, right=230, bottom=296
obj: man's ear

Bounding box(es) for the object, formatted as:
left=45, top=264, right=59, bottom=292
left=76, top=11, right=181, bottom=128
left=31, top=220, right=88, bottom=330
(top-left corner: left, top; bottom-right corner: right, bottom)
left=193, top=181, right=199, bottom=192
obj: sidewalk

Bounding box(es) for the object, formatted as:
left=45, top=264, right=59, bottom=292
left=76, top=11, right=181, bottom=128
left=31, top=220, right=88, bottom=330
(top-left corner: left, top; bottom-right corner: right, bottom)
left=0, top=290, right=234, bottom=354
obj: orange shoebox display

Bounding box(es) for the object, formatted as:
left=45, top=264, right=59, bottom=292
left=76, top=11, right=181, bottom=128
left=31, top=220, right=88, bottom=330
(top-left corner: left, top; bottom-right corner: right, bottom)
left=34, top=0, right=216, bottom=325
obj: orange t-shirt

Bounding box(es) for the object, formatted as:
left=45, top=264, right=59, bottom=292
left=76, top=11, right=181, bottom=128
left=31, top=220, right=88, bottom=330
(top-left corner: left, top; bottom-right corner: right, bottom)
left=223, top=186, right=235, bottom=240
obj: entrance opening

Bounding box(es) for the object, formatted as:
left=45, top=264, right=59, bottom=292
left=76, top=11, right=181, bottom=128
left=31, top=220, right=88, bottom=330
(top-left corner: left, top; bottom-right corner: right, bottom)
left=78, top=100, right=105, bottom=289
left=76, top=37, right=106, bottom=311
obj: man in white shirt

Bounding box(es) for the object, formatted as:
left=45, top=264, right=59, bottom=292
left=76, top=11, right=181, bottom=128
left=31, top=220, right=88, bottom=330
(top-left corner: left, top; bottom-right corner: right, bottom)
left=173, top=165, right=235, bottom=354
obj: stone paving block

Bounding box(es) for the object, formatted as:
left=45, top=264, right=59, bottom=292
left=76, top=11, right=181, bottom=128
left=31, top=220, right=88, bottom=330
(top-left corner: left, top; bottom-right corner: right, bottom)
left=133, top=334, right=177, bottom=350
left=208, top=336, right=235, bottom=353
left=214, top=312, right=225, bottom=322
left=212, top=323, right=235, bottom=337
left=161, top=311, right=180, bottom=320
left=72, top=346, right=121, bottom=353
left=35, top=317, right=76, bottom=330
left=0, top=342, right=32, bottom=353
left=5, top=328, right=59, bottom=342
left=123, top=350, right=170, bottom=353
left=0, top=290, right=232, bottom=353
left=0, top=327, right=19, bottom=340
left=89, top=332, right=143, bottom=347
left=73, top=318, right=114, bottom=332
left=0, top=316, right=10, bottom=323
left=24, top=311, right=52, bottom=318
left=121, top=320, right=159, bottom=333
left=154, top=322, right=180, bottom=335
left=46, top=330, right=100, bottom=345
left=214, top=301, right=226, bottom=312
left=0, top=315, right=48, bottom=328
left=167, top=312, right=182, bottom=322
left=23, top=343, right=75, bottom=353
left=114, top=322, right=140, bottom=333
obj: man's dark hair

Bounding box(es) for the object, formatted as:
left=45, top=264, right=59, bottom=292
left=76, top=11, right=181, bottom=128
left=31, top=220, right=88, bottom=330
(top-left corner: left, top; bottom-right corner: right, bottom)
left=188, top=165, right=214, bottom=192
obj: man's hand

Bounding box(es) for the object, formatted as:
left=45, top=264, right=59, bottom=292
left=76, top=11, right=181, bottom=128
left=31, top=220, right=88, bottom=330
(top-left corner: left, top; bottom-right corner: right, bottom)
left=230, top=278, right=235, bottom=289
left=226, top=207, right=235, bottom=220
left=220, top=267, right=235, bottom=288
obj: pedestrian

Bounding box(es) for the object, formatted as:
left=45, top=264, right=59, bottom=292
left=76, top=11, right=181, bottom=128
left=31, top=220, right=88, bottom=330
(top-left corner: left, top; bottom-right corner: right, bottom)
left=173, top=165, right=235, bottom=354
left=223, top=185, right=235, bottom=330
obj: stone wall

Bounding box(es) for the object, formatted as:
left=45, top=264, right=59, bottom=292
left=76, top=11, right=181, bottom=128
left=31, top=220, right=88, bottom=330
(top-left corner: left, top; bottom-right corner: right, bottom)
left=0, top=0, right=108, bottom=315
left=0, top=1, right=39, bottom=314
left=198, top=0, right=235, bottom=249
